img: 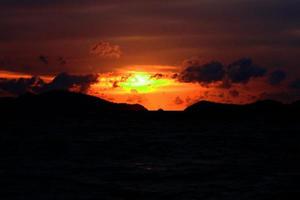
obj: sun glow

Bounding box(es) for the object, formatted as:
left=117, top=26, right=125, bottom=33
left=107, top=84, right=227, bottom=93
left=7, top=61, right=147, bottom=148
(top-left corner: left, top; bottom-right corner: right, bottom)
left=119, top=72, right=170, bottom=93
left=88, top=69, right=201, bottom=110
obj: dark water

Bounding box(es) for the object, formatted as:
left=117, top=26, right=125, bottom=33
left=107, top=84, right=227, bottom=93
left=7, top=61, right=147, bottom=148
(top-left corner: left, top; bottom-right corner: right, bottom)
left=1, top=112, right=300, bottom=199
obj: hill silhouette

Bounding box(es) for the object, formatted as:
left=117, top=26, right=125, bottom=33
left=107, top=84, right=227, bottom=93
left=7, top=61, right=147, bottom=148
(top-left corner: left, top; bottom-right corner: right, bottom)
left=1, top=91, right=300, bottom=115
left=185, top=101, right=239, bottom=112
left=185, top=99, right=298, bottom=116
left=0, top=90, right=147, bottom=114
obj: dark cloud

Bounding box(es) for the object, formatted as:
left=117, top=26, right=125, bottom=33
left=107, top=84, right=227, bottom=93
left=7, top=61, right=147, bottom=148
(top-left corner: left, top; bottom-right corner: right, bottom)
left=179, top=58, right=268, bottom=85
left=44, top=73, right=98, bottom=93
left=0, top=73, right=98, bottom=96
left=258, top=75, right=300, bottom=103
left=179, top=61, right=225, bottom=84
left=38, top=55, right=48, bottom=65
left=268, top=70, right=287, bottom=85
left=0, top=76, right=45, bottom=95
left=227, top=58, right=267, bottom=83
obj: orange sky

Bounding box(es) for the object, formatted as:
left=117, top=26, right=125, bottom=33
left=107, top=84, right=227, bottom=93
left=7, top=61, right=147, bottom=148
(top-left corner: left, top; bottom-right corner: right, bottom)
left=0, top=64, right=293, bottom=111
left=85, top=65, right=279, bottom=110
left=88, top=70, right=198, bottom=110
left=0, top=70, right=53, bottom=82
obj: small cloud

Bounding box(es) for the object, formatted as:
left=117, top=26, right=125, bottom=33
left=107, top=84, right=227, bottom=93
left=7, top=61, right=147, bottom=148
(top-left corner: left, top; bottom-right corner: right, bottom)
left=38, top=55, right=48, bottom=65
left=171, top=73, right=178, bottom=79
left=174, top=96, right=184, bottom=105
left=218, top=93, right=225, bottom=98
left=179, top=61, right=225, bottom=84
left=90, top=41, right=122, bottom=59
left=151, top=73, right=164, bottom=79
left=182, top=56, right=204, bottom=68
left=112, top=81, right=119, bottom=88
left=58, top=57, right=67, bottom=65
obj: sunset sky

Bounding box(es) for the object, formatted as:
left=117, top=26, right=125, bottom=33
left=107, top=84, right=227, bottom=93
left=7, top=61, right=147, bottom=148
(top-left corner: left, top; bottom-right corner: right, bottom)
left=1, top=0, right=300, bottom=110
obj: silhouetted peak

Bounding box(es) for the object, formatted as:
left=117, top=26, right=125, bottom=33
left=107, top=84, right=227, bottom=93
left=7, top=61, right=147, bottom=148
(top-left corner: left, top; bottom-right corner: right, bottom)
left=185, top=100, right=237, bottom=111
left=1, top=90, right=147, bottom=114
left=185, top=99, right=286, bottom=114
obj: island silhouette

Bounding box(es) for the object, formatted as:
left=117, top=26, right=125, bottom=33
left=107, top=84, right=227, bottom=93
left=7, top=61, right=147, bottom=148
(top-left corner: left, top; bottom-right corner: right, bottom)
left=1, top=90, right=299, bottom=115
left=0, top=90, right=147, bottom=114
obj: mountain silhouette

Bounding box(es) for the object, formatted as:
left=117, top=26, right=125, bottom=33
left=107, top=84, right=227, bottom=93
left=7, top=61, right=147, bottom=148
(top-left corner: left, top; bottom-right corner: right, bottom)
left=185, top=99, right=298, bottom=116
left=185, top=101, right=239, bottom=112
left=0, top=90, right=147, bottom=114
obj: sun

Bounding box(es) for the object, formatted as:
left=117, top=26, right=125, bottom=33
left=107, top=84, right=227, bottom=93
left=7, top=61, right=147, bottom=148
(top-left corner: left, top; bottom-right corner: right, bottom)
left=126, top=72, right=152, bottom=87
left=119, top=72, right=153, bottom=93
left=119, top=72, right=170, bottom=93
